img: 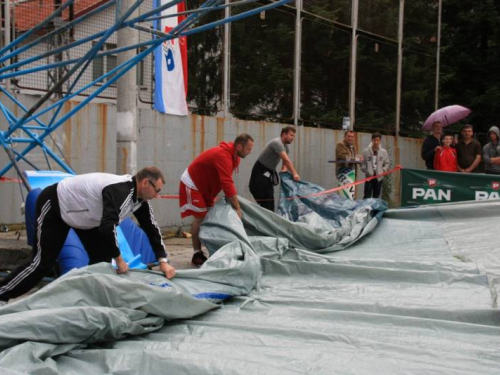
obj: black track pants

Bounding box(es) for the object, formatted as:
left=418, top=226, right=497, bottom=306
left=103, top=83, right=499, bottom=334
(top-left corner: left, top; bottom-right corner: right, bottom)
left=249, top=161, right=275, bottom=212
left=363, top=179, right=383, bottom=199
left=0, top=184, right=70, bottom=301
left=0, top=185, right=115, bottom=302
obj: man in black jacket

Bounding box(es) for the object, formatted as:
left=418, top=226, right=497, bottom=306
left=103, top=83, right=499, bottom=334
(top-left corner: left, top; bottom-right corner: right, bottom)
left=421, top=121, right=443, bottom=170
left=0, top=167, right=175, bottom=304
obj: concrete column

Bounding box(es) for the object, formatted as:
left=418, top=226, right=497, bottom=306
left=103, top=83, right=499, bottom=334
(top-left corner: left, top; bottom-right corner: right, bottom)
left=116, top=0, right=138, bottom=175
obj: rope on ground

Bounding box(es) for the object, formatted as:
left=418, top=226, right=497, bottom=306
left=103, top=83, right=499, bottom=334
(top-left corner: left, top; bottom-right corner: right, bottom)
left=0, top=176, right=21, bottom=183
left=159, top=194, right=181, bottom=200
left=158, top=165, right=403, bottom=201
left=285, top=165, right=402, bottom=201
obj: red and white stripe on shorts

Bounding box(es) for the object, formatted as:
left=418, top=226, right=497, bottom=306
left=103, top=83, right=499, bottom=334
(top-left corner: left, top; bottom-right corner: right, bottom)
left=179, top=181, right=209, bottom=218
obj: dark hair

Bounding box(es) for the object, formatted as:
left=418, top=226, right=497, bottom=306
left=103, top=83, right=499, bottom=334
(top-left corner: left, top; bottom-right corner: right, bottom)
left=281, top=126, right=296, bottom=136
left=234, top=133, right=254, bottom=146
left=344, top=130, right=354, bottom=137
left=461, top=124, right=473, bottom=131
left=443, top=133, right=453, bottom=138
left=136, top=167, right=165, bottom=183
left=432, top=121, right=442, bottom=128
left=371, top=132, right=382, bottom=140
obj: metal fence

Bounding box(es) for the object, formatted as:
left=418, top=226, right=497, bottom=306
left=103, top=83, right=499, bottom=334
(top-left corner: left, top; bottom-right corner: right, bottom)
left=2, top=0, right=439, bottom=136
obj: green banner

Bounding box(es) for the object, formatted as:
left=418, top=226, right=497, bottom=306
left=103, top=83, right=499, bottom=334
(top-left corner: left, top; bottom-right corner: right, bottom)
left=401, top=168, right=500, bottom=207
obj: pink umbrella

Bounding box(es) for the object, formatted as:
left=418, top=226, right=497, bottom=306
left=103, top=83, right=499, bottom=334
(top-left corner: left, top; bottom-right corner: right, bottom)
left=422, top=105, right=471, bottom=131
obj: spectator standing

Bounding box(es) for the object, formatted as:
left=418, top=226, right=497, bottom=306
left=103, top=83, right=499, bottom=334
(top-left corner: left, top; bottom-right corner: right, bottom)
left=421, top=121, right=443, bottom=170
left=482, top=126, right=500, bottom=175
left=335, top=130, right=361, bottom=200
left=360, top=132, right=391, bottom=199
left=434, top=134, right=458, bottom=172
left=456, top=124, right=482, bottom=173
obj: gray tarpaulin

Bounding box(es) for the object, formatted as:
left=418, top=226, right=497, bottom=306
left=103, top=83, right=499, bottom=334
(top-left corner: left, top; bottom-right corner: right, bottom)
left=0, top=194, right=499, bottom=373
left=278, top=172, right=387, bottom=230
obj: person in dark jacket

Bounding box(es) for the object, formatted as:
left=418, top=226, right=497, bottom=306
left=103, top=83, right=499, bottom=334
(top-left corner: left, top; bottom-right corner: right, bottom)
left=0, top=167, right=175, bottom=305
left=421, top=121, right=443, bottom=170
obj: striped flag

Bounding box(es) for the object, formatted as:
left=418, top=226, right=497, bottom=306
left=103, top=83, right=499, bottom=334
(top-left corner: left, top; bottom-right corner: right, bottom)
left=154, top=0, right=188, bottom=115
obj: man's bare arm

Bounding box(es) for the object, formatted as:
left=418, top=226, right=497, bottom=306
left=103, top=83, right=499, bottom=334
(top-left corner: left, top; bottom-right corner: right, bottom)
left=227, top=195, right=242, bottom=219
left=279, top=151, right=300, bottom=181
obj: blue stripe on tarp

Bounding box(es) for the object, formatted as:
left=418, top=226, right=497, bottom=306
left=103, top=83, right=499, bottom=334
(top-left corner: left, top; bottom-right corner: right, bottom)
left=193, top=292, right=233, bottom=300
left=149, top=282, right=172, bottom=288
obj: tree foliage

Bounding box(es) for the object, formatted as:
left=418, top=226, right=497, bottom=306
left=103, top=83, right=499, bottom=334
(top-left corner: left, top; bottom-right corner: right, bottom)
left=440, top=0, right=500, bottom=135
left=185, top=0, right=500, bottom=137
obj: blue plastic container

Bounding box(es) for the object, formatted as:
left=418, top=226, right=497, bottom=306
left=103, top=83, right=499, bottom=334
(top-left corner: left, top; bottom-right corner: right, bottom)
left=25, top=188, right=42, bottom=247
left=58, top=230, right=89, bottom=275
left=23, top=170, right=74, bottom=191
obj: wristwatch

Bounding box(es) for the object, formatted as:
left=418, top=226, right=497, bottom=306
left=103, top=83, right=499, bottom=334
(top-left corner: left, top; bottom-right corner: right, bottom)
left=158, top=257, right=169, bottom=264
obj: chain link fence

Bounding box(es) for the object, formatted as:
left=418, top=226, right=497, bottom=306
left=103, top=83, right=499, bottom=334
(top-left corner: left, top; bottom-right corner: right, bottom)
left=2, top=0, right=439, bottom=136
left=230, top=2, right=295, bottom=122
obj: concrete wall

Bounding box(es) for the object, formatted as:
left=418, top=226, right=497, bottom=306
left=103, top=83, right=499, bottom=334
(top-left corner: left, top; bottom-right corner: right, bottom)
left=0, top=93, right=425, bottom=226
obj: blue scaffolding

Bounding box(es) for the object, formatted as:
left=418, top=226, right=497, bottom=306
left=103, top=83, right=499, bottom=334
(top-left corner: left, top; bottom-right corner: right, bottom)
left=0, top=0, right=292, bottom=189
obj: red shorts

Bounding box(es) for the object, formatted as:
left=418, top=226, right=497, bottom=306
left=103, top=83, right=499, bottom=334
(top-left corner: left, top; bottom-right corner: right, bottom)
left=179, top=181, right=211, bottom=218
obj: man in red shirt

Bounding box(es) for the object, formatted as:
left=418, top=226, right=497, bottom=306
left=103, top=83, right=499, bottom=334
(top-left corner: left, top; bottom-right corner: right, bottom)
left=434, top=134, right=458, bottom=172
left=179, top=134, right=254, bottom=266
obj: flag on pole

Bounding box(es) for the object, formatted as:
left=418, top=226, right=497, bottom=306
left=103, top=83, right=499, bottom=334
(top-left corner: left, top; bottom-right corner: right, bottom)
left=154, top=0, right=188, bottom=115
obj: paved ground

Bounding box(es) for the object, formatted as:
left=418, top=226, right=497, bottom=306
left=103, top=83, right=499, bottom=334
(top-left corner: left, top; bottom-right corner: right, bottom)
left=0, top=229, right=197, bottom=269
left=164, top=236, right=198, bottom=270
left=0, top=229, right=199, bottom=303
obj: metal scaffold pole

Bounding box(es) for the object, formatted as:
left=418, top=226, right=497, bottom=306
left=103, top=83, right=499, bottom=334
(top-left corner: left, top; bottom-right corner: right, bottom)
left=293, top=0, right=302, bottom=127
left=348, top=0, right=359, bottom=130
left=0, top=0, right=293, bottom=180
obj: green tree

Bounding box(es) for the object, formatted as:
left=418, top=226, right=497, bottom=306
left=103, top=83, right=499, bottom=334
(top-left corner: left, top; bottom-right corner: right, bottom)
left=299, top=16, right=350, bottom=128
left=400, top=0, right=439, bottom=137
left=440, top=0, right=500, bottom=136
left=229, top=4, right=295, bottom=122
left=186, top=0, right=224, bottom=116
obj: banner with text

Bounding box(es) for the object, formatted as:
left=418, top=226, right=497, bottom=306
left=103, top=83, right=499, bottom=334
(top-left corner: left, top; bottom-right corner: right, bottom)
left=401, top=168, right=500, bottom=207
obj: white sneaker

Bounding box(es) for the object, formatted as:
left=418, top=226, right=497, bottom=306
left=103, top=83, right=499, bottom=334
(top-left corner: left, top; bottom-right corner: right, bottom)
left=0, top=301, right=7, bottom=307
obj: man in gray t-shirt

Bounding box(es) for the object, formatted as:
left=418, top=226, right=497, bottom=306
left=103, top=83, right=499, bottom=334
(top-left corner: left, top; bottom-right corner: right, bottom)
left=257, top=138, right=289, bottom=170
left=249, top=126, right=300, bottom=211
